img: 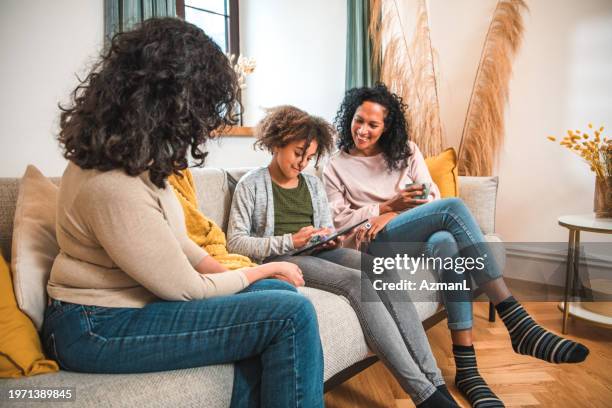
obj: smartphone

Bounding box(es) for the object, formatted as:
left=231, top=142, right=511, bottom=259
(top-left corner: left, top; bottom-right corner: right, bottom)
left=405, top=181, right=431, bottom=200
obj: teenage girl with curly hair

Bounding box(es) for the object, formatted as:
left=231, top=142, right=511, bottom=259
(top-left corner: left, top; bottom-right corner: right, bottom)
left=227, top=105, right=462, bottom=408
left=324, top=83, right=589, bottom=407
left=45, top=18, right=323, bottom=407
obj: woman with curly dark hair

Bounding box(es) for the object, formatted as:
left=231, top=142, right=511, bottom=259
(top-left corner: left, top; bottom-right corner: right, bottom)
left=323, top=84, right=588, bottom=408
left=44, top=18, right=323, bottom=407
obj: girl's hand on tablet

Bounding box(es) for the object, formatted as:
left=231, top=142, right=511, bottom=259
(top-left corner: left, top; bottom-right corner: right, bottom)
left=292, top=226, right=318, bottom=248
left=316, top=234, right=344, bottom=251
left=292, top=226, right=329, bottom=248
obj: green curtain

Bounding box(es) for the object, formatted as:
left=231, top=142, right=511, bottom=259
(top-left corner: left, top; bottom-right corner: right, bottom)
left=345, top=0, right=379, bottom=90
left=104, top=0, right=177, bottom=43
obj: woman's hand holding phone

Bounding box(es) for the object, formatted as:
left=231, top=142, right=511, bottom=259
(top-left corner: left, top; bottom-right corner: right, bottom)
left=379, top=184, right=429, bottom=213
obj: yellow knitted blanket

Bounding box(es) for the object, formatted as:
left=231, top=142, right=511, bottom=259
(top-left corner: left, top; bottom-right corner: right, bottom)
left=168, top=169, right=256, bottom=269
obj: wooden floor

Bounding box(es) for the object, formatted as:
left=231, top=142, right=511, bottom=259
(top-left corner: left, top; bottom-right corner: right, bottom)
left=324, top=302, right=612, bottom=407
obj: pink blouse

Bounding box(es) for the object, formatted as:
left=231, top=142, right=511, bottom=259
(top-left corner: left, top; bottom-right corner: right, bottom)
left=322, top=141, right=440, bottom=248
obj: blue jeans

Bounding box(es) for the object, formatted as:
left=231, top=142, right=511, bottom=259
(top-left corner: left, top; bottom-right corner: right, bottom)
left=372, top=198, right=503, bottom=330
left=42, top=279, right=324, bottom=408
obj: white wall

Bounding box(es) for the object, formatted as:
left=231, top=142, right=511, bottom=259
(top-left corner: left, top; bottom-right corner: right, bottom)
left=0, top=0, right=104, bottom=177
left=203, top=0, right=347, bottom=168
left=239, top=0, right=346, bottom=126
left=496, top=0, right=612, bottom=246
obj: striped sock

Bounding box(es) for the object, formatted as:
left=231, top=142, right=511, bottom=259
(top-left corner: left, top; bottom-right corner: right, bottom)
left=496, top=296, right=589, bottom=363
left=453, top=344, right=504, bottom=408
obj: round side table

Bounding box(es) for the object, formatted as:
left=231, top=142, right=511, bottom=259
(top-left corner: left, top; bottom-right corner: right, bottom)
left=558, top=214, right=612, bottom=334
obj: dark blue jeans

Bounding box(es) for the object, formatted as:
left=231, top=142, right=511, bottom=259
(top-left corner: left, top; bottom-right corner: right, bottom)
left=42, top=279, right=324, bottom=408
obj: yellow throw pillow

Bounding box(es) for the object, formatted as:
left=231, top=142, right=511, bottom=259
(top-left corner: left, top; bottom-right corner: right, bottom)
left=0, top=253, right=58, bottom=378
left=425, top=148, right=459, bottom=198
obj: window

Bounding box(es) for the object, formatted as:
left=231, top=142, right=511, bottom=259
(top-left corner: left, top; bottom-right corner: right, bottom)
left=177, top=0, right=240, bottom=55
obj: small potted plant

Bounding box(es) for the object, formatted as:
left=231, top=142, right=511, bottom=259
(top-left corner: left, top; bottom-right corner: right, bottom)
left=548, top=124, right=612, bottom=218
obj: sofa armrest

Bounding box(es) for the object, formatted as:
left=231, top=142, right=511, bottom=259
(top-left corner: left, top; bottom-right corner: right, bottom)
left=458, top=176, right=499, bottom=235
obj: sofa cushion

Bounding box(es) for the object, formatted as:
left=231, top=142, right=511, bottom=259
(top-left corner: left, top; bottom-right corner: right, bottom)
left=0, top=252, right=58, bottom=378
left=458, top=176, right=499, bottom=235
left=0, top=176, right=59, bottom=262
left=190, top=167, right=257, bottom=232
left=11, top=165, right=59, bottom=331
left=190, top=168, right=234, bottom=232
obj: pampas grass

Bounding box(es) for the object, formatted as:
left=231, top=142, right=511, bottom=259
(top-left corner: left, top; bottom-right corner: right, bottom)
left=408, top=0, right=444, bottom=157
left=457, top=0, right=528, bottom=176
left=369, top=0, right=383, bottom=82
left=370, top=0, right=444, bottom=157
left=369, top=0, right=526, bottom=168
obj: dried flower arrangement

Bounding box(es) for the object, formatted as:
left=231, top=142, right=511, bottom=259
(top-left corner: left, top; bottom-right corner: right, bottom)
left=547, top=124, right=612, bottom=179
left=227, top=54, right=256, bottom=90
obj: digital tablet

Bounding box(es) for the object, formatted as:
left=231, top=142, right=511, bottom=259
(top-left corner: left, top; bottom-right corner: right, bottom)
left=289, top=219, right=368, bottom=256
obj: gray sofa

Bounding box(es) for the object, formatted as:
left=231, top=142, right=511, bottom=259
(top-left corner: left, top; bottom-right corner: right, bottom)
left=0, top=167, right=503, bottom=407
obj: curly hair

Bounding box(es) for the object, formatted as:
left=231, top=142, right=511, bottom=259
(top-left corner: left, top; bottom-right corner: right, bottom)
left=254, top=105, right=335, bottom=167
left=58, top=18, right=239, bottom=188
left=333, top=83, right=412, bottom=171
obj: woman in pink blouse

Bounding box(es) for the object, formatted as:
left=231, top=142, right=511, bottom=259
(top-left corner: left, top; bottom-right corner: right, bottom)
left=323, top=84, right=588, bottom=408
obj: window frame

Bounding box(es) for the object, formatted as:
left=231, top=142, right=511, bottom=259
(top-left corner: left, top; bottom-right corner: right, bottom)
left=176, top=0, right=240, bottom=56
